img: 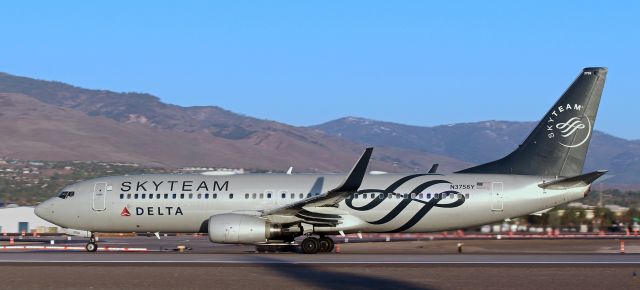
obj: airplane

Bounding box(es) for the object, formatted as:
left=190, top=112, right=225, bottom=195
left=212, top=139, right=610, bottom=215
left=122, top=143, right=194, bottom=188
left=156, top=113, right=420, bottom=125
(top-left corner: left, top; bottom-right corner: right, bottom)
left=35, top=67, right=608, bottom=254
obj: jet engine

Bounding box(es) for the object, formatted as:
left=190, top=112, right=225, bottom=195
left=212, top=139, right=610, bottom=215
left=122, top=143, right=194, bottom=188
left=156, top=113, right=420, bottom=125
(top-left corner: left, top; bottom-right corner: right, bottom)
left=208, top=214, right=300, bottom=244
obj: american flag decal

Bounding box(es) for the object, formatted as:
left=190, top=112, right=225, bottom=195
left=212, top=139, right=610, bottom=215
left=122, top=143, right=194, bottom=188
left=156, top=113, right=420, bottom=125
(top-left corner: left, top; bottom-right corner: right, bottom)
left=476, top=182, right=490, bottom=190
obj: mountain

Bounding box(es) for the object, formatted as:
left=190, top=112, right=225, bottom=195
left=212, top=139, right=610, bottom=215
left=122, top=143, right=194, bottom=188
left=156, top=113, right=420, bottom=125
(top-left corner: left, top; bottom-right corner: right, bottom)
left=311, top=117, right=640, bottom=185
left=1, top=71, right=638, bottom=186
left=0, top=73, right=469, bottom=172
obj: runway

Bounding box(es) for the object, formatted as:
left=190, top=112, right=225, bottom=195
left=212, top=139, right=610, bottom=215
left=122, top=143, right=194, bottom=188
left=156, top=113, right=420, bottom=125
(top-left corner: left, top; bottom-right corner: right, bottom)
left=1, top=237, right=639, bottom=290
left=1, top=236, right=640, bottom=264
left=1, top=252, right=639, bottom=264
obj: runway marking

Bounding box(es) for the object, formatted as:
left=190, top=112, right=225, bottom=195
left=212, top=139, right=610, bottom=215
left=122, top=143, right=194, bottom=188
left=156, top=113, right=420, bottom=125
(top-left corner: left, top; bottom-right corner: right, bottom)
left=0, top=260, right=639, bottom=265
left=0, top=245, right=149, bottom=252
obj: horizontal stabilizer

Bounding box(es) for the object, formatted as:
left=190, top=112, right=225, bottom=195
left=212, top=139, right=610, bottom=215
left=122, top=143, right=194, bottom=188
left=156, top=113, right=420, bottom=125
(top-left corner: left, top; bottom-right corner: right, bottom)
left=538, top=170, right=607, bottom=190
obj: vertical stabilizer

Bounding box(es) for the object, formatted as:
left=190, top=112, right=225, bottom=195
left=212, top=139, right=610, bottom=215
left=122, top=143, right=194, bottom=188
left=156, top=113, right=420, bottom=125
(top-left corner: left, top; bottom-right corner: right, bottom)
left=458, top=67, right=607, bottom=177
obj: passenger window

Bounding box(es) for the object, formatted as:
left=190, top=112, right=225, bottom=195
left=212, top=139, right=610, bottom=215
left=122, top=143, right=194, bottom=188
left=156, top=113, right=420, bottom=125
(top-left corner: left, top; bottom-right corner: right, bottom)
left=142, top=194, right=147, bottom=199
left=180, top=194, right=185, bottom=199
left=387, top=193, right=392, bottom=199
left=205, top=193, right=209, bottom=199
left=465, top=193, right=470, bottom=199
left=259, top=193, right=264, bottom=199
left=120, top=194, right=124, bottom=199
left=354, top=194, right=359, bottom=199
left=164, top=193, right=169, bottom=199
left=281, top=193, right=286, bottom=199
left=189, top=193, right=193, bottom=199
left=267, top=193, right=272, bottom=199
left=197, top=193, right=202, bottom=199
left=67, top=192, right=74, bottom=197
left=245, top=193, right=249, bottom=199
left=252, top=193, right=256, bottom=199
left=450, top=193, right=455, bottom=199
left=427, top=193, right=432, bottom=199
left=134, top=194, right=139, bottom=199
left=290, top=193, right=295, bottom=199
left=172, top=193, right=177, bottom=199
left=127, top=194, right=131, bottom=199
left=213, top=193, right=217, bottom=199
left=299, top=193, right=304, bottom=199
left=157, top=194, right=161, bottom=199
left=229, top=193, right=234, bottom=199
left=149, top=194, right=153, bottom=199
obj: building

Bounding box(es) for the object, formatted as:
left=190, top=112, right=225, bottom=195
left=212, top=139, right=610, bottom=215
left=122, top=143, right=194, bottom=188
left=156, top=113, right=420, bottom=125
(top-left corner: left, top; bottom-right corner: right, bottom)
left=0, top=205, right=61, bottom=234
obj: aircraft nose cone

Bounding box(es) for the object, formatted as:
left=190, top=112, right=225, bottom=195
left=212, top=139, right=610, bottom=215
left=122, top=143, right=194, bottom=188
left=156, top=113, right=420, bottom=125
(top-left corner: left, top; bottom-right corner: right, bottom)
left=35, top=200, right=54, bottom=222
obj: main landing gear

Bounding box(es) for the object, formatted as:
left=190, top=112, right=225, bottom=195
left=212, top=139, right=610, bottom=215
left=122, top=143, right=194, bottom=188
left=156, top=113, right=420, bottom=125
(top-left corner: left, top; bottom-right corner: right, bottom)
left=85, top=233, right=98, bottom=252
left=301, top=236, right=334, bottom=254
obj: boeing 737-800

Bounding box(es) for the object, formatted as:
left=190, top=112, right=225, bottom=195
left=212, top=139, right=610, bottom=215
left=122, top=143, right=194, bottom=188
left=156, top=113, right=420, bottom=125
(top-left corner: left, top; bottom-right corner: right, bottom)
left=35, top=67, right=608, bottom=254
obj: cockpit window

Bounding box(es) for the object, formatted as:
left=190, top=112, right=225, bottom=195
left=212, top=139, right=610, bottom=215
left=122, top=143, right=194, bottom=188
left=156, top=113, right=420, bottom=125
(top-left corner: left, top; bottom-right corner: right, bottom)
left=57, top=191, right=75, bottom=199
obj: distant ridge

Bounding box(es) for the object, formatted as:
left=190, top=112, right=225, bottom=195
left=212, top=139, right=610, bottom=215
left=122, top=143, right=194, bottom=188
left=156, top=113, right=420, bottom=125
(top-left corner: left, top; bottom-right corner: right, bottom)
left=312, top=117, right=640, bottom=185
left=0, top=72, right=469, bottom=173
left=1, top=72, right=638, bottom=185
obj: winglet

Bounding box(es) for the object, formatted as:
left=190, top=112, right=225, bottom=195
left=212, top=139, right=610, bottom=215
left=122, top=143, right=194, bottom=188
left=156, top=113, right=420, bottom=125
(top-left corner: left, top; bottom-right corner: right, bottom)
left=329, top=147, right=373, bottom=193
left=261, top=147, right=373, bottom=216
left=428, top=164, right=439, bottom=174
left=538, top=170, right=608, bottom=190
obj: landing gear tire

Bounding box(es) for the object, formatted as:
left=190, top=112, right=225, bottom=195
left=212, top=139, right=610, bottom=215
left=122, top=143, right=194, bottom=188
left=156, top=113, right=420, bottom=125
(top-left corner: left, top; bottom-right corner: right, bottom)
left=86, top=232, right=98, bottom=252
left=86, top=242, right=98, bottom=252
left=318, top=237, right=334, bottom=253
left=301, top=237, right=320, bottom=254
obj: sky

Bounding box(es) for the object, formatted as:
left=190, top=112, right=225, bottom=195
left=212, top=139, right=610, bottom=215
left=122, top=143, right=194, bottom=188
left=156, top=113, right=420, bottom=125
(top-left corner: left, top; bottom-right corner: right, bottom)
left=1, top=1, right=639, bottom=139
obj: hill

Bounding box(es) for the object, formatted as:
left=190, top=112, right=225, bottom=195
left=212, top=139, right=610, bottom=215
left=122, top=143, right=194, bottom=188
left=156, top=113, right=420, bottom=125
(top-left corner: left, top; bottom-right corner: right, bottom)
left=1, top=72, right=637, bottom=185
left=0, top=73, right=468, bottom=173
left=312, top=117, right=640, bottom=185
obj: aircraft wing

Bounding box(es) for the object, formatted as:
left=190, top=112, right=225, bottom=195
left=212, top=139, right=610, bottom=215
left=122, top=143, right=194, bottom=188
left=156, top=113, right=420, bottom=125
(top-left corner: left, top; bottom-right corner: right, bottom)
left=261, top=147, right=373, bottom=220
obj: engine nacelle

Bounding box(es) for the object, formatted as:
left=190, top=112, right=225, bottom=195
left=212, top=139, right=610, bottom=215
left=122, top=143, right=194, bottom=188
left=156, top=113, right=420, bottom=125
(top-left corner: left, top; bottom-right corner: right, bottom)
left=208, top=214, right=299, bottom=244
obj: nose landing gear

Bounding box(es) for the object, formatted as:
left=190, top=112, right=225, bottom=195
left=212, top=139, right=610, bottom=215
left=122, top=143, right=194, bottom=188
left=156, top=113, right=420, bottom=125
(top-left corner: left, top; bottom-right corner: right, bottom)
left=85, top=233, right=98, bottom=252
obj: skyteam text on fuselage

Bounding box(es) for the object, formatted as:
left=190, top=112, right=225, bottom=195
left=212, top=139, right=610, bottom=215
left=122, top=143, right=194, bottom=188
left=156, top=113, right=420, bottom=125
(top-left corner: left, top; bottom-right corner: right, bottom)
left=35, top=67, right=609, bottom=254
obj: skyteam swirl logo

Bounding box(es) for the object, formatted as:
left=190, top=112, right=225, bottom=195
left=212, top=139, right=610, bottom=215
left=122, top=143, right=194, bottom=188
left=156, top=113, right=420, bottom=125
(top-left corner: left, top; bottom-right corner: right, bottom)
left=345, top=175, right=465, bottom=232
left=556, top=117, right=586, bottom=137
left=545, top=103, right=592, bottom=148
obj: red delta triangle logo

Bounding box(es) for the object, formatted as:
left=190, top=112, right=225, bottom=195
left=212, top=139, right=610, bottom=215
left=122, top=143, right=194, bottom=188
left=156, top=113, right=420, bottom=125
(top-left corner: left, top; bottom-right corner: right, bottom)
left=121, top=207, right=131, bottom=217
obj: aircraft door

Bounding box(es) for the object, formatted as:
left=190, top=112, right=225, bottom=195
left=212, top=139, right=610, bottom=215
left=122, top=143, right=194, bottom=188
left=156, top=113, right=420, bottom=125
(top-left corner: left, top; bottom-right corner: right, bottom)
left=92, top=182, right=108, bottom=211
left=491, top=182, right=504, bottom=211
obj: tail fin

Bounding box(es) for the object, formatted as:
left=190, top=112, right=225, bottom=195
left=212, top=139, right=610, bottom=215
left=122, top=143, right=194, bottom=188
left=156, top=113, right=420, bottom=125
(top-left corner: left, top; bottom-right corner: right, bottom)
left=458, top=67, right=607, bottom=177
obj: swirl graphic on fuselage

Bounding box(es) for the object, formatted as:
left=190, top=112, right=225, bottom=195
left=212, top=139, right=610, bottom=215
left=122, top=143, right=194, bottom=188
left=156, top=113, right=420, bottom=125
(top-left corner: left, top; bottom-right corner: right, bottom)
left=345, top=175, right=465, bottom=232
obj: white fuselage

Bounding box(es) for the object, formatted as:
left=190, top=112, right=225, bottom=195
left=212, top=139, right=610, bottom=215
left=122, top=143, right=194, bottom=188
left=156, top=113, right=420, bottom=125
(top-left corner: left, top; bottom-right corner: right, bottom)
left=35, top=173, right=588, bottom=234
